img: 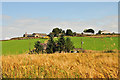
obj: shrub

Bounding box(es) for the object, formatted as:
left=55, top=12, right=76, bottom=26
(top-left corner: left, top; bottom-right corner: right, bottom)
left=34, top=41, right=43, bottom=54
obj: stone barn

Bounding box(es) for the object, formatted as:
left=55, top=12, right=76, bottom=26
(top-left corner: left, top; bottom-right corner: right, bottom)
left=32, top=33, right=47, bottom=37
left=23, top=32, right=47, bottom=37
left=23, top=32, right=34, bottom=37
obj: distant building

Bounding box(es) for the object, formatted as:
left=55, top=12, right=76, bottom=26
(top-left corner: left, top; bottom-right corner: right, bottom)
left=23, top=32, right=47, bottom=37
left=32, top=33, right=47, bottom=37
left=82, top=32, right=94, bottom=35
left=101, top=30, right=111, bottom=34
left=23, top=32, right=34, bottom=37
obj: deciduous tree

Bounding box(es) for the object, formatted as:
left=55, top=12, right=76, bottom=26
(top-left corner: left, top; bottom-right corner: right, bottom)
left=66, top=29, right=73, bottom=36
left=83, top=29, right=94, bottom=34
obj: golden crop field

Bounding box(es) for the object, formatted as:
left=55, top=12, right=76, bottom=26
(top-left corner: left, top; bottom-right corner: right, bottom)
left=2, top=52, right=118, bottom=78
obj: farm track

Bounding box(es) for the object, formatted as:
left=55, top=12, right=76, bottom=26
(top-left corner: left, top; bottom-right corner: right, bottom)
left=2, top=53, right=118, bottom=78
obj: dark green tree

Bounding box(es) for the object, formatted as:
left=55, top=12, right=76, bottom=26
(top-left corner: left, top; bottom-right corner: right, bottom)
left=61, top=30, right=65, bottom=36
left=34, top=41, right=43, bottom=54
left=66, top=29, right=73, bottom=36
left=98, top=30, right=101, bottom=34
left=65, top=38, right=74, bottom=53
left=52, top=28, right=61, bottom=37
left=112, top=32, right=115, bottom=35
left=46, top=35, right=56, bottom=53
left=83, top=29, right=94, bottom=34
left=57, top=34, right=66, bottom=53
left=59, top=28, right=62, bottom=33
left=47, top=32, right=54, bottom=37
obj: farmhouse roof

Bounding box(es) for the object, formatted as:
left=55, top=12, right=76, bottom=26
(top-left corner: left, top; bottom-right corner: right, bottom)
left=33, top=33, right=47, bottom=35
left=83, top=32, right=94, bottom=34
left=101, top=30, right=111, bottom=33
left=24, top=32, right=32, bottom=35
left=24, top=34, right=33, bottom=36
left=101, top=30, right=111, bottom=32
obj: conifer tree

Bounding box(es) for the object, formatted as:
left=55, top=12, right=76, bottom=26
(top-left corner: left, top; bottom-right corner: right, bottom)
left=57, top=34, right=66, bottom=53
left=46, top=35, right=56, bottom=53
left=65, top=37, right=74, bottom=53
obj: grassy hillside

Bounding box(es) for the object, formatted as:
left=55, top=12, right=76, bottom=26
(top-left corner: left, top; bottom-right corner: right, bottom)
left=2, top=37, right=118, bottom=55
left=70, top=37, right=118, bottom=50
left=2, top=53, right=118, bottom=78
left=55, top=37, right=118, bottom=50
left=2, top=38, right=47, bottom=55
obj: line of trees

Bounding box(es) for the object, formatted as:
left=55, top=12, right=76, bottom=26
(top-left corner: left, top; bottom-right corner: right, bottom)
left=34, top=34, right=74, bottom=54
left=48, top=28, right=76, bottom=37
left=46, top=34, right=74, bottom=53
left=48, top=28, right=97, bottom=37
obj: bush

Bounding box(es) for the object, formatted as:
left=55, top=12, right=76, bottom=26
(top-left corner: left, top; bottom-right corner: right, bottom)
left=34, top=41, right=43, bottom=54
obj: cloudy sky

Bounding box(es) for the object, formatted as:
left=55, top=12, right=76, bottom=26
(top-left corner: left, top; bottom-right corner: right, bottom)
left=1, top=2, right=118, bottom=40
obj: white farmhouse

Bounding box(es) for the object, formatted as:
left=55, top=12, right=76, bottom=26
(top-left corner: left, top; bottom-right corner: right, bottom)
left=83, top=32, right=94, bottom=35
left=101, top=30, right=111, bottom=34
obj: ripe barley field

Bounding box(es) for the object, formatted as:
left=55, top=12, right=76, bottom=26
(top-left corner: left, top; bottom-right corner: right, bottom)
left=2, top=52, right=118, bottom=78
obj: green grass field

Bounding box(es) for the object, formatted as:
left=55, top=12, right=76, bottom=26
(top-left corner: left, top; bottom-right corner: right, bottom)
left=1, top=37, right=118, bottom=55
left=70, top=37, right=118, bottom=50
left=2, top=38, right=47, bottom=55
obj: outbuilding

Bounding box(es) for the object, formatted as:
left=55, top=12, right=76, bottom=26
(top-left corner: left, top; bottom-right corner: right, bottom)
left=101, top=30, right=111, bottom=34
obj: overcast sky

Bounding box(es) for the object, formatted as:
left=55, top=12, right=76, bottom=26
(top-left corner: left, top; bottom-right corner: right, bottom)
left=1, top=2, right=118, bottom=40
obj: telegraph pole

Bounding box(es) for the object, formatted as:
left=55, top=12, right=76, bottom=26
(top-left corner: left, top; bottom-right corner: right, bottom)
left=81, top=38, right=82, bottom=49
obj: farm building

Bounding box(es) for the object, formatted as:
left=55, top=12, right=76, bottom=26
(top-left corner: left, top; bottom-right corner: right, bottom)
left=23, top=32, right=47, bottom=37
left=23, top=32, right=34, bottom=37
left=82, top=32, right=94, bottom=35
left=33, top=33, right=47, bottom=37
left=101, top=30, right=111, bottom=34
